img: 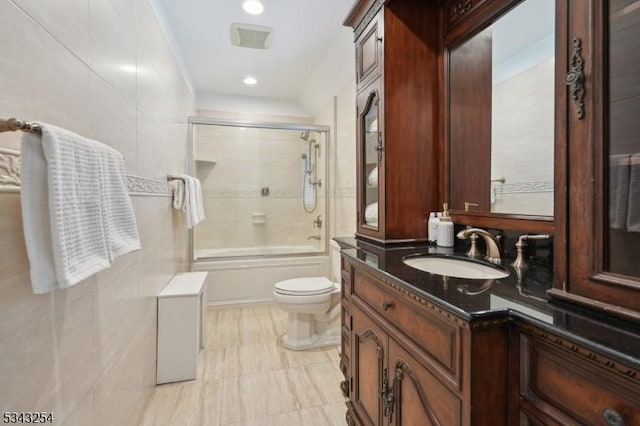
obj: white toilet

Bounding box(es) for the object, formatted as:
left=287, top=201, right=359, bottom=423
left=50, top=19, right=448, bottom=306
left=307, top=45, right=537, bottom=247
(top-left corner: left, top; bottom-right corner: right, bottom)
left=273, top=240, right=342, bottom=350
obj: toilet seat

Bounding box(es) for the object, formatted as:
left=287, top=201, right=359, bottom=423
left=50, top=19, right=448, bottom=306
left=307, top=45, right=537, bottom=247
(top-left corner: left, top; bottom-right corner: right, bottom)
left=274, top=277, right=335, bottom=296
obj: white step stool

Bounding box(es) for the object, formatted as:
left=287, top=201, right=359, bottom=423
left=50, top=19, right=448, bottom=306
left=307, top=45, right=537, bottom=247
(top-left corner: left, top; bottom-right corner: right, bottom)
left=157, top=272, right=207, bottom=384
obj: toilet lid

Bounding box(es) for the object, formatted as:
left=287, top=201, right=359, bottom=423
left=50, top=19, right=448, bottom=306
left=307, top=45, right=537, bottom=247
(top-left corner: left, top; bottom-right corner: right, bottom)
left=274, top=277, right=335, bottom=296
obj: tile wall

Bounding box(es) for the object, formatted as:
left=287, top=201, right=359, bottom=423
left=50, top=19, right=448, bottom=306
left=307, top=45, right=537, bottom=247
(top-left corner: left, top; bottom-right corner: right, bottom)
left=193, top=122, right=326, bottom=255
left=330, top=80, right=357, bottom=239
left=491, top=58, right=554, bottom=216
left=0, top=0, right=194, bottom=424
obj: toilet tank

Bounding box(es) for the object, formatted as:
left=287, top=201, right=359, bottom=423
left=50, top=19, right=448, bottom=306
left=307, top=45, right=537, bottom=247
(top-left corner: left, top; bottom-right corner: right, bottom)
left=329, top=240, right=341, bottom=282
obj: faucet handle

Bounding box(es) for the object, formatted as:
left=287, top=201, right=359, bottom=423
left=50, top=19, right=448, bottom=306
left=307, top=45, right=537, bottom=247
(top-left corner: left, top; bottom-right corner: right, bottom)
left=464, top=201, right=479, bottom=212
left=465, top=227, right=481, bottom=258
left=511, top=234, right=552, bottom=269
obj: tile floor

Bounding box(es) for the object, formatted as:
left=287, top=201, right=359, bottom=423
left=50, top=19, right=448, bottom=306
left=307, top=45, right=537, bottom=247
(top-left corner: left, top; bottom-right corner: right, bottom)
left=139, top=304, right=346, bottom=425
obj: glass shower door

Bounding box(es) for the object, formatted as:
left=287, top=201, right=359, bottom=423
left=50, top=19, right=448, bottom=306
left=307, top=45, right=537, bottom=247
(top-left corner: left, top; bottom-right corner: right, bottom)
left=191, top=121, right=328, bottom=259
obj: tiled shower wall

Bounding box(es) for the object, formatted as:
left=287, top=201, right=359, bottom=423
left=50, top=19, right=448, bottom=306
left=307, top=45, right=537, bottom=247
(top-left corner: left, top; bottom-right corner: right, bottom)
left=328, top=79, right=357, bottom=239
left=0, top=1, right=194, bottom=424
left=193, top=123, right=326, bottom=254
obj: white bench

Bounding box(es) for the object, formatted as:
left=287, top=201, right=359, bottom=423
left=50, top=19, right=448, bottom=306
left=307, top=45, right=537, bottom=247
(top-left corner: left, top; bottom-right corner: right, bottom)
left=156, top=272, right=207, bottom=384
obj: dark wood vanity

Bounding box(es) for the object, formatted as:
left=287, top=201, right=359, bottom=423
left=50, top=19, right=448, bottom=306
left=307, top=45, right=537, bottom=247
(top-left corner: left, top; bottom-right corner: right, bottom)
left=342, top=0, right=640, bottom=424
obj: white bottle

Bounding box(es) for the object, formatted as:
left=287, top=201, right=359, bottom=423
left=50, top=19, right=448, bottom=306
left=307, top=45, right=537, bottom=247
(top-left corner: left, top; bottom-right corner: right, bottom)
left=437, top=203, right=455, bottom=248
left=428, top=212, right=439, bottom=243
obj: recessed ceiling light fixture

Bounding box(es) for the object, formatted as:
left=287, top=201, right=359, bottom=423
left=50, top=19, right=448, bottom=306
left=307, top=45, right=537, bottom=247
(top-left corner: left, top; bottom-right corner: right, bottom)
left=242, top=0, right=264, bottom=15
left=243, top=76, right=258, bottom=86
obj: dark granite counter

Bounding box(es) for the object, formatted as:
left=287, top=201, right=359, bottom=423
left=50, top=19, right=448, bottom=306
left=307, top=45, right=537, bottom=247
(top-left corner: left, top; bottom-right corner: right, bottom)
left=334, top=236, right=640, bottom=371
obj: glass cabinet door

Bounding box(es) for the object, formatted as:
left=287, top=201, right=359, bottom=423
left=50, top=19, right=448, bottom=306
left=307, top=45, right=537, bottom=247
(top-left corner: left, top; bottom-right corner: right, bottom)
left=557, top=0, right=640, bottom=318
left=605, top=0, right=640, bottom=279
left=360, top=87, right=381, bottom=232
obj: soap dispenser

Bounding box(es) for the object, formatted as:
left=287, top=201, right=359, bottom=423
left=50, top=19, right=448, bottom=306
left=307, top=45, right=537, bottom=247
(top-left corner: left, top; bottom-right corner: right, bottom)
left=428, top=212, right=439, bottom=243
left=437, top=203, right=454, bottom=247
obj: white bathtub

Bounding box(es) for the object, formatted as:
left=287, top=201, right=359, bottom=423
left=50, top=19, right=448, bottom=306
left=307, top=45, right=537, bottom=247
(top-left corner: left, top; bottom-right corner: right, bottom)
left=191, top=247, right=329, bottom=307
left=195, top=245, right=322, bottom=259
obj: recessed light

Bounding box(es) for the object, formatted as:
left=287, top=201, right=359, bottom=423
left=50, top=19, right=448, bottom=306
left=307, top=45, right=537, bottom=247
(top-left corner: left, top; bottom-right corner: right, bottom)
left=243, top=76, right=257, bottom=86
left=242, top=0, right=264, bottom=15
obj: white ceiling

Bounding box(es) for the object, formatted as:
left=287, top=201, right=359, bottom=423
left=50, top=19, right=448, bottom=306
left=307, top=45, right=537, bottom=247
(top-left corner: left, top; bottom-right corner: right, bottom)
left=155, top=0, right=355, bottom=108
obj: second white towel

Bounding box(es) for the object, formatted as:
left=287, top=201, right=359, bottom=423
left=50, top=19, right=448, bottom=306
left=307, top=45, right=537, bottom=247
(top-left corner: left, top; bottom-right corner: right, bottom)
left=172, top=175, right=205, bottom=229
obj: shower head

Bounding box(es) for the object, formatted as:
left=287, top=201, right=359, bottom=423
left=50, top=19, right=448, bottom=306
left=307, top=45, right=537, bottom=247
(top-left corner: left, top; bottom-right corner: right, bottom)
left=300, top=130, right=310, bottom=141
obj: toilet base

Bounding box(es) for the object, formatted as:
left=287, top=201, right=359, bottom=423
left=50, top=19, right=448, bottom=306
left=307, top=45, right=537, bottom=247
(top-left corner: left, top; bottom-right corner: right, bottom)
left=281, top=312, right=340, bottom=351
left=282, top=332, right=341, bottom=351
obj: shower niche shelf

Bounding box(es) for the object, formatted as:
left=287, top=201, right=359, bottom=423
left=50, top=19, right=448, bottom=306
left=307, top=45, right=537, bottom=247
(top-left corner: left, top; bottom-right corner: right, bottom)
left=195, top=159, right=216, bottom=165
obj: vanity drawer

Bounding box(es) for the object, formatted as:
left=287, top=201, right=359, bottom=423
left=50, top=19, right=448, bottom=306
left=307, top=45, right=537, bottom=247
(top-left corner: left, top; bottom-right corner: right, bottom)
left=352, top=266, right=461, bottom=386
left=519, top=332, right=640, bottom=425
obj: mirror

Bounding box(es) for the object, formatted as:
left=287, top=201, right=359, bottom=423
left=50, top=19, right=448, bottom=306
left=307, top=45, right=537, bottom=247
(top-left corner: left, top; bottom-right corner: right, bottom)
left=447, top=0, right=555, bottom=217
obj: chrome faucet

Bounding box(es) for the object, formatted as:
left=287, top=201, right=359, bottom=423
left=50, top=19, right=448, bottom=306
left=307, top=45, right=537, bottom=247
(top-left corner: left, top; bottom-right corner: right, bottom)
left=456, top=227, right=503, bottom=264
left=307, top=235, right=321, bottom=241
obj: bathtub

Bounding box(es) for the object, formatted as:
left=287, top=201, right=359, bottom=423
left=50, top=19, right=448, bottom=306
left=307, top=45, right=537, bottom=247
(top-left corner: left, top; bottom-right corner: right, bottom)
left=191, top=246, right=329, bottom=307
left=195, top=245, right=322, bottom=259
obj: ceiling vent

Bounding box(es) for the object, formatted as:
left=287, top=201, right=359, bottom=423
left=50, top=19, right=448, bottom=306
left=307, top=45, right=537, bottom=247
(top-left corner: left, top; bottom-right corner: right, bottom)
left=230, top=23, right=273, bottom=49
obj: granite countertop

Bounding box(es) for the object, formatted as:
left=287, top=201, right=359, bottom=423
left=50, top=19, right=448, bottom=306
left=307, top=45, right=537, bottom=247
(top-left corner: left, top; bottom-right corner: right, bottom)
left=335, top=237, right=640, bottom=371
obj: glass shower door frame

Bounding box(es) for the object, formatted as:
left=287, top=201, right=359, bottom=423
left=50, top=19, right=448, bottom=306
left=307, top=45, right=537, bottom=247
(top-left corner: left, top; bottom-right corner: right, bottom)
left=186, top=116, right=331, bottom=262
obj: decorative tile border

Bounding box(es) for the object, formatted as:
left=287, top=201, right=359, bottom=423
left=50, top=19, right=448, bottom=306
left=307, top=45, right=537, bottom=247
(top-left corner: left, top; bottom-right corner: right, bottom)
left=499, top=180, right=554, bottom=194
left=0, top=148, right=172, bottom=197
left=126, top=175, right=172, bottom=197
left=0, top=147, right=21, bottom=193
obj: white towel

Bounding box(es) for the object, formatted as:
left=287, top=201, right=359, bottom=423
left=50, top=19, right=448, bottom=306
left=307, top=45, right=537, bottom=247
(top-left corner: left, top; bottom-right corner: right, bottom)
left=367, top=167, right=378, bottom=186
left=172, top=179, right=184, bottom=210
left=179, top=175, right=205, bottom=229
left=610, top=154, right=630, bottom=230
left=364, top=202, right=378, bottom=226
left=20, top=123, right=140, bottom=294
left=626, top=153, right=640, bottom=232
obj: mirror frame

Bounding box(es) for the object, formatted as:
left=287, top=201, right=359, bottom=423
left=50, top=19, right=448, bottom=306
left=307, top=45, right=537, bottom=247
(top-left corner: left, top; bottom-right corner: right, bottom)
left=441, top=0, right=555, bottom=234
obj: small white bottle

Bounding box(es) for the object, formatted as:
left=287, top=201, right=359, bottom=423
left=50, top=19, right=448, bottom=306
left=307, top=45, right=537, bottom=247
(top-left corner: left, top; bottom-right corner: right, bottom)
left=437, top=203, right=455, bottom=248
left=428, top=212, right=439, bottom=243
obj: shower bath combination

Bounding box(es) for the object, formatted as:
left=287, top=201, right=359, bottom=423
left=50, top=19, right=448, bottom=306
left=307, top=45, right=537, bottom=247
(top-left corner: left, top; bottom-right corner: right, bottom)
left=301, top=130, right=322, bottom=213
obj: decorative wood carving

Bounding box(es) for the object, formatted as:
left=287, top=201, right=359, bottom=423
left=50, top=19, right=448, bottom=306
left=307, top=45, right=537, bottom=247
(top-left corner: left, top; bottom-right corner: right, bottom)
left=517, top=321, right=639, bottom=384
left=394, top=359, right=442, bottom=425
left=564, top=37, right=585, bottom=119
left=357, top=328, right=385, bottom=359
left=353, top=0, right=384, bottom=40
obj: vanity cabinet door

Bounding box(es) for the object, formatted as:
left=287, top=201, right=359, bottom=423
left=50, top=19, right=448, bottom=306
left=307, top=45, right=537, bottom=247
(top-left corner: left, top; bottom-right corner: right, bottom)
left=355, top=10, right=383, bottom=89
left=552, top=0, right=640, bottom=319
left=388, top=339, right=461, bottom=426
left=351, top=303, right=388, bottom=426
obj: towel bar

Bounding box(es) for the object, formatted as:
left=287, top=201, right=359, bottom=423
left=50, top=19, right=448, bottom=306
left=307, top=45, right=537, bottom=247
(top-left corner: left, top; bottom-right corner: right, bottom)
left=167, top=174, right=184, bottom=181
left=0, top=118, right=42, bottom=134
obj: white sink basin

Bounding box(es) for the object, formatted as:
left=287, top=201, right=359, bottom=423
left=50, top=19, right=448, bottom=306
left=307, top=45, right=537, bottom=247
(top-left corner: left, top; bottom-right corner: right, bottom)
left=403, top=256, right=510, bottom=280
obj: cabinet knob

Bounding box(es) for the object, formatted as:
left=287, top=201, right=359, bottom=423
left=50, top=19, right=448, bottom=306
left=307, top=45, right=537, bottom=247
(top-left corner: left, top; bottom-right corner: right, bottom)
left=602, top=408, right=626, bottom=426
left=382, top=301, right=393, bottom=311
